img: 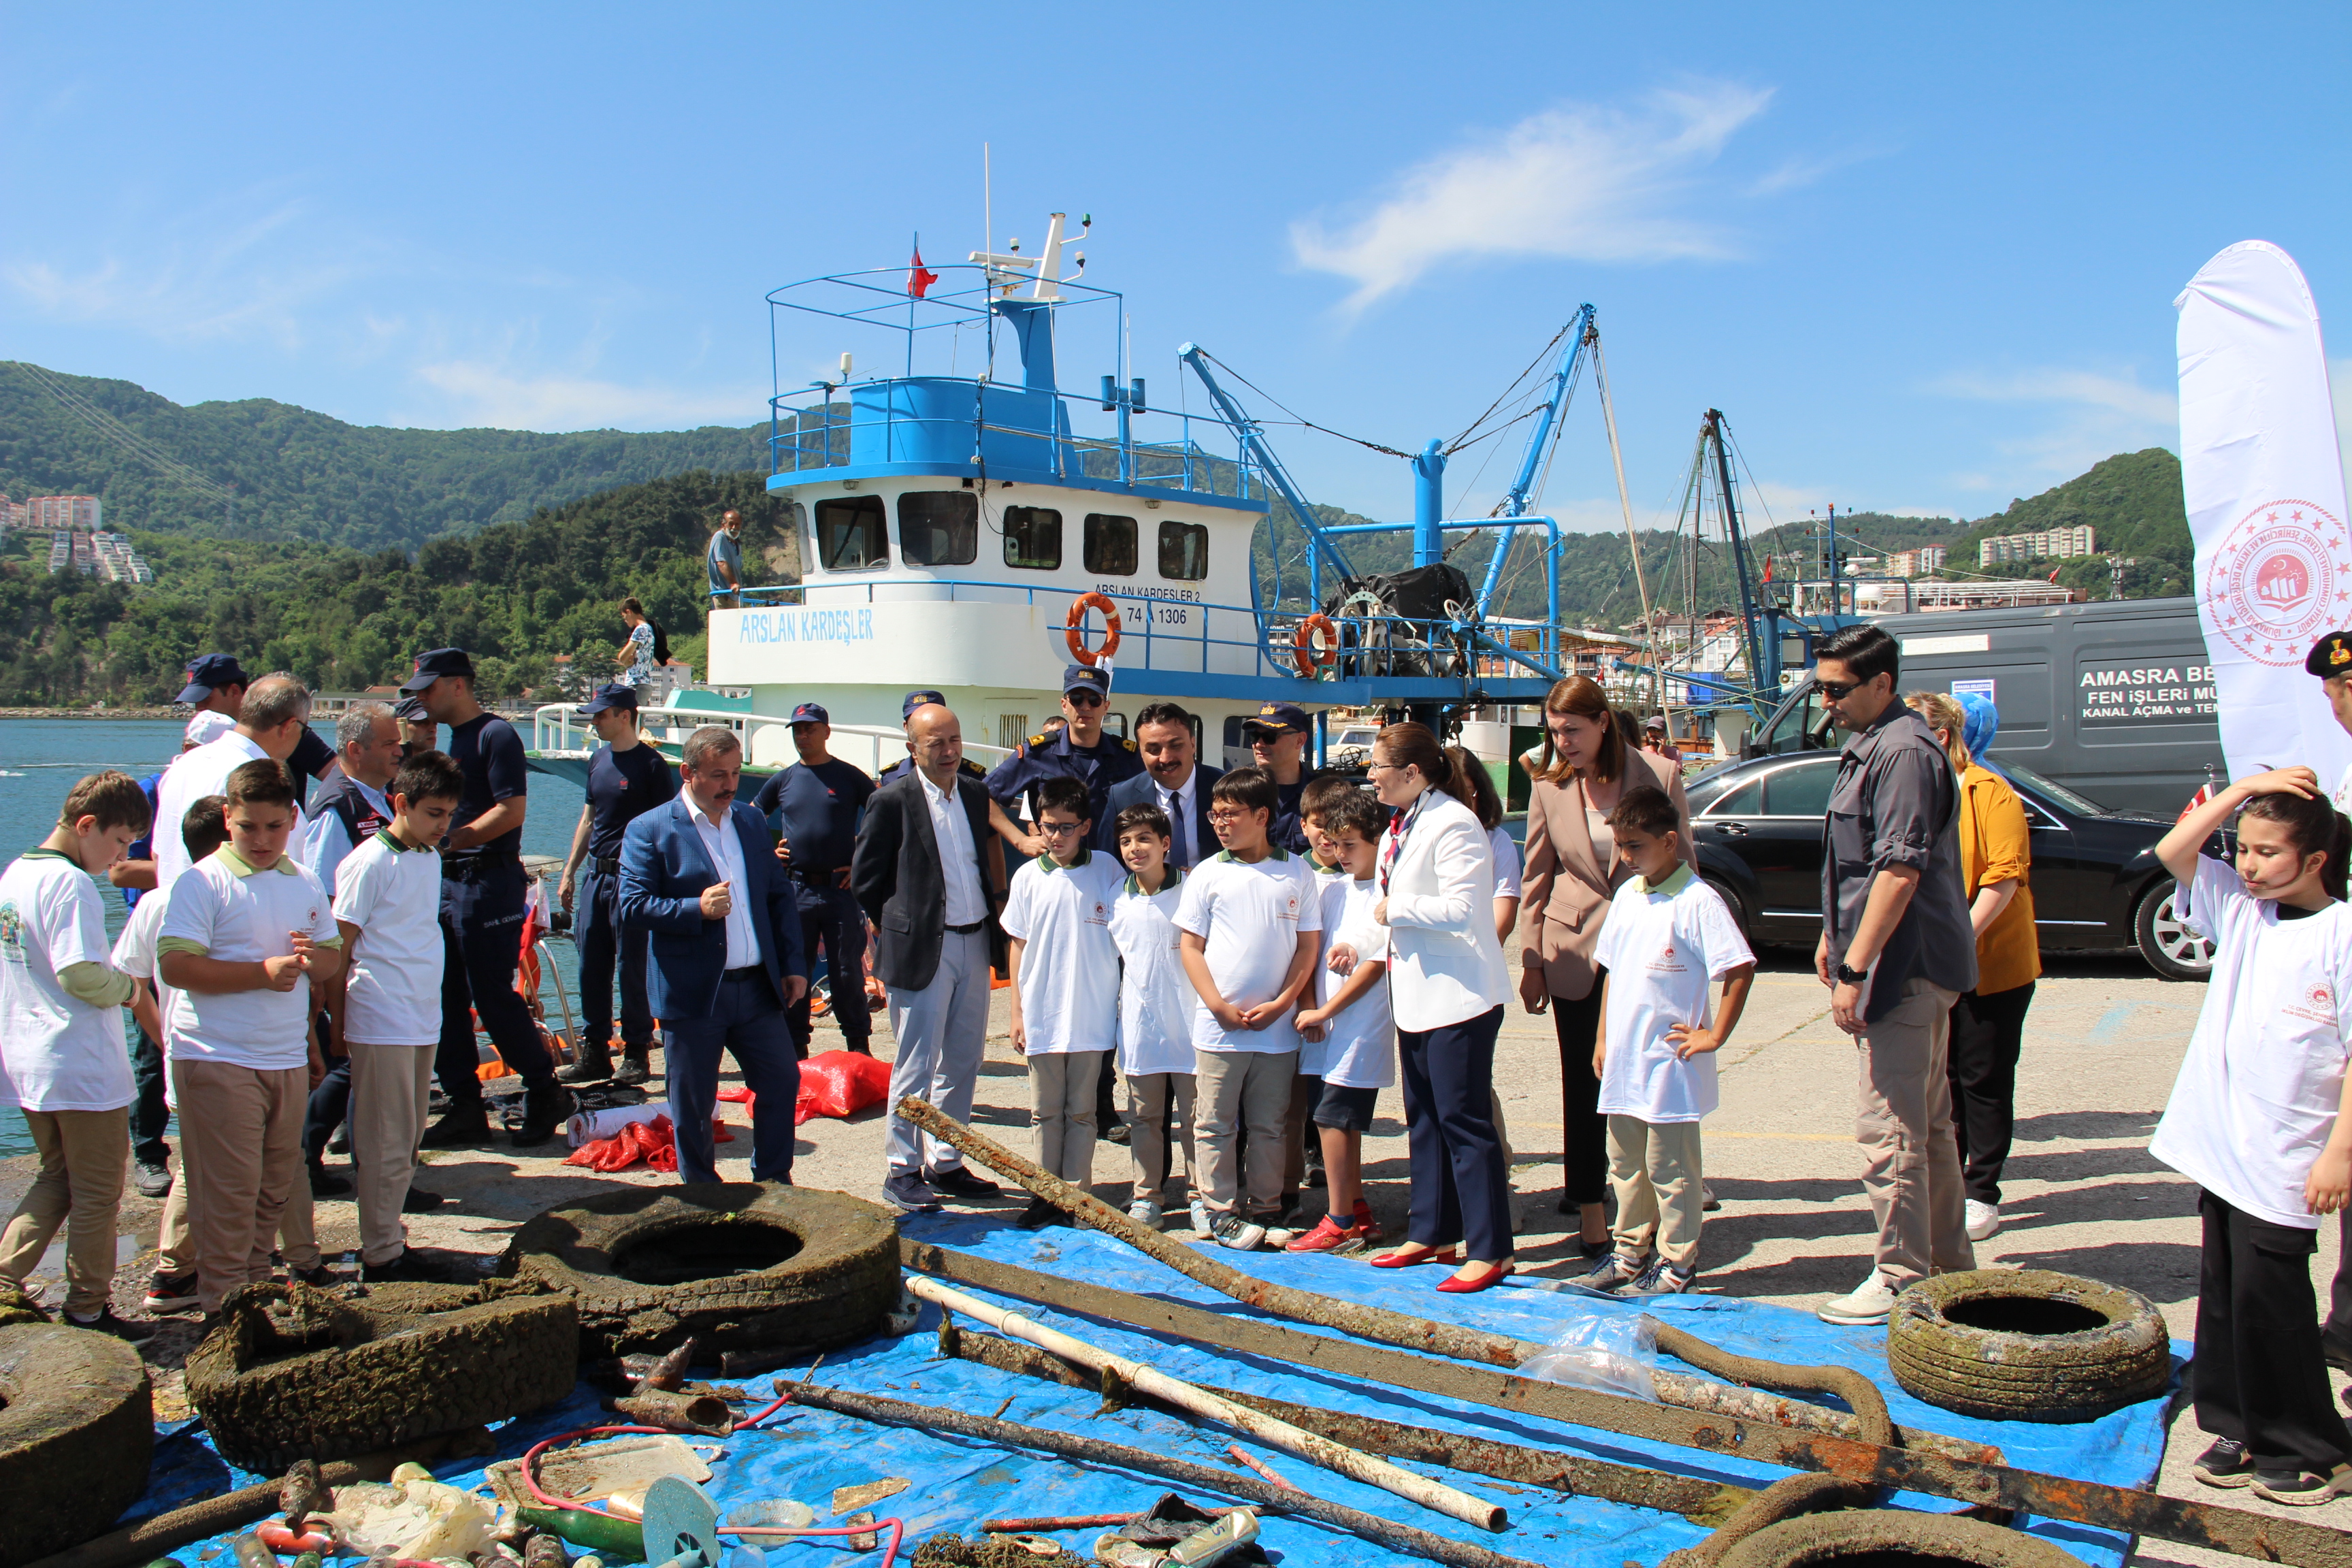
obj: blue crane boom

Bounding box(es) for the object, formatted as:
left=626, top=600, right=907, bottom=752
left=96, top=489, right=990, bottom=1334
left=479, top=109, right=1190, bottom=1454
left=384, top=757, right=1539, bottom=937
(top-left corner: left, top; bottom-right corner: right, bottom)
left=1476, top=303, right=1595, bottom=616
left=1177, top=344, right=1356, bottom=606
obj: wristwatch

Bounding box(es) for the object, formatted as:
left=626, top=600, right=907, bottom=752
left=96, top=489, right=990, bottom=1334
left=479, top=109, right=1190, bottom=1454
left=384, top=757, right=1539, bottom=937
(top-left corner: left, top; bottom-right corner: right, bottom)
left=1834, top=962, right=1870, bottom=985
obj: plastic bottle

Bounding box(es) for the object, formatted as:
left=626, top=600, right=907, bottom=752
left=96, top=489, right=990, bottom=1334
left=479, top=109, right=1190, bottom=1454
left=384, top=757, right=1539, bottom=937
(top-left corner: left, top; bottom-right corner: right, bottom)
left=229, top=1536, right=274, bottom=1568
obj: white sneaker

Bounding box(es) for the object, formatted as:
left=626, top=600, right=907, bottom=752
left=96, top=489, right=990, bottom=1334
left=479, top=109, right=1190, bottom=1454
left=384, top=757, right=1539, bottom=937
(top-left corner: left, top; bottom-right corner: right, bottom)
left=1188, top=1197, right=1212, bottom=1235
left=1964, top=1200, right=2001, bottom=1242
left=1260, top=1225, right=1298, bottom=1249
left=1817, top=1270, right=1901, bottom=1325
left=1128, top=1198, right=1165, bottom=1231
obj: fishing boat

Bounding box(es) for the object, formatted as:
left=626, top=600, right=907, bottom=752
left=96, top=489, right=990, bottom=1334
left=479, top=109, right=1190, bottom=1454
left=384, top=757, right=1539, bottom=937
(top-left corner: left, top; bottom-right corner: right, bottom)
left=526, top=214, right=1599, bottom=785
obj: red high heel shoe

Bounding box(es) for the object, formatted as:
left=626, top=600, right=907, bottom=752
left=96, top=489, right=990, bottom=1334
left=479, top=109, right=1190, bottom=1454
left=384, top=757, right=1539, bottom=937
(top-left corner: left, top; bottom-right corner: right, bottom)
left=1435, top=1260, right=1515, bottom=1294
left=1368, top=1245, right=1459, bottom=1269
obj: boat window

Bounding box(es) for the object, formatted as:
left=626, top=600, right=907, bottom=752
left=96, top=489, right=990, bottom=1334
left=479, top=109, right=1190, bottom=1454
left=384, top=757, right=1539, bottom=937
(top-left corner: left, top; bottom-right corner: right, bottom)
left=998, top=715, right=1028, bottom=751
left=899, top=491, right=977, bottom=567
left=1084, top=514, right=1138, bottom=575
left=1158, top=519, right=1209, bottom=581
left=1003, top=506, right=1063, bottom=571
left=814, top=496, right=887, bottom=572
left=1762, top=758, right=1837, bottom=817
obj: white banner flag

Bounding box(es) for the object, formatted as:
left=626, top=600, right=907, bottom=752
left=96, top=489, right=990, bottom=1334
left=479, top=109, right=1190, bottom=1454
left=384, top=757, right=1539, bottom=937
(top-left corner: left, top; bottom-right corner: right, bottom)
left=2178, top=240, right=2352, bottom=792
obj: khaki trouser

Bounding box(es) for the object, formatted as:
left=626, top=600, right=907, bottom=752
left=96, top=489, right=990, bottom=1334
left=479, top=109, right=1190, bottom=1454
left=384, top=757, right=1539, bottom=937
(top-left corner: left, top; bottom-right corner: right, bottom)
left=1123, top=1071, right=1198, bottom=1202
left=1607, top=1115, right=1705, bottom=1269
left=1194, top=1047, right=1296, bottom=1221
left=157, top=1157, right=319, bottom=1276
left=0, top=1107, right=129, bottom=1317
left=1858, top=977, right=1974, bottom=1286
left=174, top=1058, right=310, bottom=1313
left=1026, top=1050, right=1106, bottom=1186
left=350, top=1041, right=435, bottom=1267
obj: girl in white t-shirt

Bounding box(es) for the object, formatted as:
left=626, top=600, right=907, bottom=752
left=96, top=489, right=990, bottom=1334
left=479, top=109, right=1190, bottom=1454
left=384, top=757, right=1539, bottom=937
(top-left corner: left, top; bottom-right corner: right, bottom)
left=2151, top=769, right=2352, bottom=1503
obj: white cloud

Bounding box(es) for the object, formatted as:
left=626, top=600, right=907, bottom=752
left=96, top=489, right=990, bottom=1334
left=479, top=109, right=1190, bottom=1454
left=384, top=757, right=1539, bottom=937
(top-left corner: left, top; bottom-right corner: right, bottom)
left=1290, top=82, right=1774, bottom=312
left=410, top=361, right=764, bottom=431
left=1931, top=364, right=2180, bottom=487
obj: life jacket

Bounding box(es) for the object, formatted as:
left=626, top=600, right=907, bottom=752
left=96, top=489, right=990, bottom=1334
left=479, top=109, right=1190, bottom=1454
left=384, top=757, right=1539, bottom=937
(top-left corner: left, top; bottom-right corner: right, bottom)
left=311, top=768, right=389, bottom=849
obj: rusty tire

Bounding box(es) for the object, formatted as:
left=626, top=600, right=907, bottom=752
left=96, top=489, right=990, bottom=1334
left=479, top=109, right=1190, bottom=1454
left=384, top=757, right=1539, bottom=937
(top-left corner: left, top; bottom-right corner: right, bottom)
left=1887, top=1269, right=2170, bottom=1423
left=186, top=1279, right=576, bottom=1473
left=498, top=1181, right=899, bottom=1357
left=1717, top=1511, right=2088, bottom=1568
left=0, top=1322, right=154, bottom=1567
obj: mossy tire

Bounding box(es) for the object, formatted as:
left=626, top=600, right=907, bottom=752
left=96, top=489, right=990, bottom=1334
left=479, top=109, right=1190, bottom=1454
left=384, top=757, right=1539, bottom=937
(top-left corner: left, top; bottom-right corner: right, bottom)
left=498, top=1182, right=899, bottom=1357
left=0, top=1322, right=154, bottom=1567
left=185, top=1279, right=576, bottom=1473
left=1718, top=1512, right=2089, bottom=1568
left=1887, top=1269, right=2171, bottom=1424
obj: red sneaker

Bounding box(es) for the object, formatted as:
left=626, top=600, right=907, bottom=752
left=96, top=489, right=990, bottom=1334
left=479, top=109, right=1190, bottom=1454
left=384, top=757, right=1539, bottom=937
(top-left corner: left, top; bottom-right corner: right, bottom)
left=1346, top=1201, right=1378, bottom=1240
left=1286, top=1214, right=1359, bottom=1252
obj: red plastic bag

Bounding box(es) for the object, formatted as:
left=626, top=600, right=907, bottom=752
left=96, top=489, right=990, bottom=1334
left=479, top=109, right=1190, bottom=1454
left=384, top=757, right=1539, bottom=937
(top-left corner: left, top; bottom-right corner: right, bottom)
left=795, top=1049, right=892, bottom=1126
left=561, top=1113, right=734, bottom=1173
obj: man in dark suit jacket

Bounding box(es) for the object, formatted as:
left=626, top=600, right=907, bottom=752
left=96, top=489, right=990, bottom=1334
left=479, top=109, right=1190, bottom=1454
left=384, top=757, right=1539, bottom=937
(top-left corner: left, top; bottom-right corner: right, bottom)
left=851, top=703, right=1008, bottom=1213
left=1096, top=700, right=1222, bottom=869
left=619, top=725, right=806, bottom=1185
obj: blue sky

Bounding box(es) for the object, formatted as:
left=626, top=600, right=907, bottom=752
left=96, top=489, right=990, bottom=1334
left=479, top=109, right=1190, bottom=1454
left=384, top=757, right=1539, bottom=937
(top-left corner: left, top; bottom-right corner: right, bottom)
left=5, top=3, right=2347, bottom=534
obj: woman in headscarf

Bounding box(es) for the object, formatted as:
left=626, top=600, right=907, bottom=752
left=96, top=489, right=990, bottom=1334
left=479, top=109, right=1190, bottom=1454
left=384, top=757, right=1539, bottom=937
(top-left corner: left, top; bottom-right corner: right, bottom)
left=1901, top=690, right=2038, bottom=1245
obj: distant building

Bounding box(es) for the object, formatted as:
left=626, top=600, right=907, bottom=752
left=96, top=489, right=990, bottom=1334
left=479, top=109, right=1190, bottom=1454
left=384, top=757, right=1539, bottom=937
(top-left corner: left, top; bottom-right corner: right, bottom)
left=1886, top=544, right=1950, bottom=577
left=1856, top=576, right=2078, bottom=612
left=1980, top=525, right=2095, bottom=567
left=27, top=495, right=103, bottom=532
left=89, top=531, right=154, bottom=584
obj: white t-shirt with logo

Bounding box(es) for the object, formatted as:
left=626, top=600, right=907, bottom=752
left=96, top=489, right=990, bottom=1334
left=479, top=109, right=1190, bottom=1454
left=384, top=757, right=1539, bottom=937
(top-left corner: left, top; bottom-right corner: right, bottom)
left=1305, top=872, right=1394, bottom=1089
left=159, top=851, right=342, bottom=1071
left=1487, top=826, right=1524, bottom=902
left=112, top=888, right=181, bottom=1110
left=331, top=831, right=447, bottom=1047
left=1000, top=851, right=1123, bottom=1055
left=1174, top=848, right=1323, bottom=1054
left=1591, top=866, right=1754, bottom=1124
left=0, top=851, right=131, bottom=1113
left=2151, top=854, right=2352, bottom=1228
left=1109, top=870, right=1195, bottom=1078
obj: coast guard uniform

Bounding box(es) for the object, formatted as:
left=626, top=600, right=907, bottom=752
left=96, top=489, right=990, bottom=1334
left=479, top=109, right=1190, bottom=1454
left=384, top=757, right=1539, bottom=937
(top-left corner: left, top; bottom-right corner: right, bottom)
left=984, top=666, right=1145, bottom=832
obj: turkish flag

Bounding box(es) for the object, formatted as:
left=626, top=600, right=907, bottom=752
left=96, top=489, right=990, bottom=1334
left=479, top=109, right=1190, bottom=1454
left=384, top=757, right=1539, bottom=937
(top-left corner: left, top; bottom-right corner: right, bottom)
left=907, top=248, right=938, bottom=299
left=2047, top=567, right=2062, bottom=583
left=1761, top=554, right=1774, bottom=583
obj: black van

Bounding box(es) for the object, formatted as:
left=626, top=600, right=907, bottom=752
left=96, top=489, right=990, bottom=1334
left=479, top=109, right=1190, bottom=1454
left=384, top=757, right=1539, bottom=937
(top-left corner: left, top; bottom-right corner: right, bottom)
left=1748, top=597, right=2221, bottom=816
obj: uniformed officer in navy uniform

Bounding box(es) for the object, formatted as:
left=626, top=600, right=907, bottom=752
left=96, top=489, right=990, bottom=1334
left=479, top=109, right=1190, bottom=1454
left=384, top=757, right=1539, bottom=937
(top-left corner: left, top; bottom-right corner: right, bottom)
left=557, top=684, right=678, bottom=1087
left=984, top=664, right=1145, bottom=834
left=1245, top=700, right=1322, bottom=854
left=753, top=702, right=879, bottom=1058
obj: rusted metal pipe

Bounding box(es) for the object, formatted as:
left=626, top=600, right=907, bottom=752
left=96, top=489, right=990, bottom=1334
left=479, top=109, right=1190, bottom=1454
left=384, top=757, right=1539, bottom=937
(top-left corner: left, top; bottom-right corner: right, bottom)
left=778, top=1379, right=1550, bottom=1568
left=902, top=1241, right=2352, bottom=1568
left=898, top=1099, right=1946, bottom=1455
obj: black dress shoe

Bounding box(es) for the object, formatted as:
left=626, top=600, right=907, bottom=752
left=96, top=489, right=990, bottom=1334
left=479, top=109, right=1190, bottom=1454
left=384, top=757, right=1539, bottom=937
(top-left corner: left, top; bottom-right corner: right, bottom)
left=420, top=1101, right=492, bottom=1148
left=359, top=1247, right=462, bottom=1284
left=883, top=1172, right=941, bottom=1213
left=308, top=1164, right=353, bottom=1197
left=66, top=1307, right=157, bottom=1343
left=926, top=1166, right=1002, bottom=1199
left=1015, top=1196, right=1060, bottom=1230
left=402, top=1186, right=446, bottom=1213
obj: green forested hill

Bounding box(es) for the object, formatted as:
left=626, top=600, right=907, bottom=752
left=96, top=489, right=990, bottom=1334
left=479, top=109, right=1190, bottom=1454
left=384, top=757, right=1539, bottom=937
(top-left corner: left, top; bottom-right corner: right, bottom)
left=1942, top=448, right=2191, bottom=598
left=0, top=361, right=770, bottom=551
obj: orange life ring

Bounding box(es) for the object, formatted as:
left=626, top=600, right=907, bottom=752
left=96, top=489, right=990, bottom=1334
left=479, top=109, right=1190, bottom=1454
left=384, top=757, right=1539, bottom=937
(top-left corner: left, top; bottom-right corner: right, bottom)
left=1294, top=614, right=1339, bottom=676
left=1065, top=592, right=1123, bottom=665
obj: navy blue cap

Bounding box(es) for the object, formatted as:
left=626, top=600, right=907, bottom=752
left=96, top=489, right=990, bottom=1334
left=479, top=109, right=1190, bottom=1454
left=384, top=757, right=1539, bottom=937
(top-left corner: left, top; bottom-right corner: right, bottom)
left=393, top=694, right=429, bottom=723
left=902, top=689, right=947, bottom=719
left=176, top=653, right=251, bottom=705
left=580, top=683, right=639, bottom=716
left=400, top=648, right=476, bottom=695
left=2308, top=632, right=2352, bottom=678
left=790, top=702, right=830, bottom=725
left=1243, top=700, right=1311, bottom=737
left=1062, top=664, right=1111, bottom=698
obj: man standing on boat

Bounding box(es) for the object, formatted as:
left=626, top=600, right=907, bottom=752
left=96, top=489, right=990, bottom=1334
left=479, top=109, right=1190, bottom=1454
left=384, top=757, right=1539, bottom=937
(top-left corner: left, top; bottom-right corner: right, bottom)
left=753, top=702, right=878, bottom=1059
left=557, top=685, right=677, bottom=1087
left=853, top=702, right=1009, bottom=1214
left=1244, top=702, right=1321, bottom=855
left=404, top=649, right=571, bottom=1148
left=985, top=665, right=1145, bottom=843
left=708, top=510, right=746, bottom=609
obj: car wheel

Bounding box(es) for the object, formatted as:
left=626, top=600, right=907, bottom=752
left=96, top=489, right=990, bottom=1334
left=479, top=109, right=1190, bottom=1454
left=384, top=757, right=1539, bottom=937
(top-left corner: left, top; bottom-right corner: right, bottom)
left=2134, top=880, right=2214, bottom=981
left=1702, top=876, right=1755, bottom=947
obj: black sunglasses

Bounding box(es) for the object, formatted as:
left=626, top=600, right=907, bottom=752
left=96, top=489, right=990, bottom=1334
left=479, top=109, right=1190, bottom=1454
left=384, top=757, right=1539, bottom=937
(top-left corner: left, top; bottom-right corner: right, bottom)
left=1816, top=679, right=1862, bottom=700
left=1064, top=689, right=1105, bottom=708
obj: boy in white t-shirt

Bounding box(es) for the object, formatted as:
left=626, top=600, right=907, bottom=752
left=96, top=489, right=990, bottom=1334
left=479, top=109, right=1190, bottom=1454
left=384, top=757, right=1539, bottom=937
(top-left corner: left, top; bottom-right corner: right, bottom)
left=0, top=772, right=154, bottom=1340
left=159, top=759, right=344, bottom=1320
left=1288, top=789, right=1392, bottom=1254
left=1577, top=785, right=1754, bottom=1297
left=1001, top=777, right=1124, bottom=1228
left=323, top=750, right=462, bottom=1281
left=1177, top=766, right=1322, bottom=1252
left=1107, top=802, right=1196, bottom=1232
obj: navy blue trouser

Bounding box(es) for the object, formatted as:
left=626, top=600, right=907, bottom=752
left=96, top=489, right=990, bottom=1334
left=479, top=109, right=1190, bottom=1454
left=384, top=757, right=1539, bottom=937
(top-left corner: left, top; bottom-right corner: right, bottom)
left=574, top=866, right=653, bottom=1051
left=129, top=1020, right=170, bottom=1165
left=303, top=1050, right=352, bottom=1166
left=791, top=881, right=870, bottom=1055
left=664, top=971, right=801, bottom=1184
left=1398, top=1004, right=1512, bottom=1262
left=435, top=859, right=555, bottom=1102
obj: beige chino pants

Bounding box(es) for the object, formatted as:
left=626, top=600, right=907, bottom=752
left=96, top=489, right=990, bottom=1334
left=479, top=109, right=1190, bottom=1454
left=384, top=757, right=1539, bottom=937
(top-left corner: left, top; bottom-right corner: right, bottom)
left=349, top=1041, right=436, bottom=1267
left=1194, top=1047, right=1296, bottom=1221
left=1026, top=1050, right=1107, bottom=1186
left=0, top=1107, right=129, bottom=1317
left=1122, top=1071, right=1198, bottom=1202
left=1605, top=1115, right=1704, bottom=1269
left=1857, top=977, right=1974, bottom=1286
left=172, top=1058, right=310, bottom=1313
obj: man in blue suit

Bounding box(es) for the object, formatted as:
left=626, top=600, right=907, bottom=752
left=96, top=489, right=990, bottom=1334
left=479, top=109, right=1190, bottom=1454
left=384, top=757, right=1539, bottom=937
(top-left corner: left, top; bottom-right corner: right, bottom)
left=619, top=725, right=807, bottom=1184
left=1096, top=700, right=1222, bottom=868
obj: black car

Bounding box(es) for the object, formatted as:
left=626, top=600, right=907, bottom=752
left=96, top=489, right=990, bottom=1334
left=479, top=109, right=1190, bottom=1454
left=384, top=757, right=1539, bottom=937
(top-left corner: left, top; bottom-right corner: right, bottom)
left=1682, top=750, right=2215, bottom=980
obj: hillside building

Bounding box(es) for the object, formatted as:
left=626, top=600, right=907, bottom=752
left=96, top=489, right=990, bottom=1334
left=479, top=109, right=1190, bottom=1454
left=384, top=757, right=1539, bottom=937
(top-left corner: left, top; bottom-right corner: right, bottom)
left=27, top=494, right=103, bottom=531
left=90, top=531, right=154, bottom=584
left=1886, top=545, right=1948, bottom=577
left=1979, top=525, right=2095, bottom=567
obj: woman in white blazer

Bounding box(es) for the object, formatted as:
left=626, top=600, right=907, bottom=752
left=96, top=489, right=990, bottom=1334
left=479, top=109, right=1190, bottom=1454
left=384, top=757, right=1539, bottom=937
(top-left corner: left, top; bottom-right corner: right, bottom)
left=1365, top=723, right=1516, bottom=1291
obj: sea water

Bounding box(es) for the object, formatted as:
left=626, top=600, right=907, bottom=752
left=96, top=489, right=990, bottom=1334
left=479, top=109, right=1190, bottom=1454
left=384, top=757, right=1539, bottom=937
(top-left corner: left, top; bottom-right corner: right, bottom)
left=0, top=719, right=591, bottom=1162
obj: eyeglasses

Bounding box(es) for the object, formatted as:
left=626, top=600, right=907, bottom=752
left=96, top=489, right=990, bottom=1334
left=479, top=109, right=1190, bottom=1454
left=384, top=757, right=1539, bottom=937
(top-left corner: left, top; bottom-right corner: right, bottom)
left=1064, top=690, right=1105, bottom=708
left=1816, top=679, right=1861, bottom=700
left=1207, top=807, right=1252, bottom=823
left=1365, top=760, right=1403, bottom=774
left=1037, top=820, right=1085, bottom=837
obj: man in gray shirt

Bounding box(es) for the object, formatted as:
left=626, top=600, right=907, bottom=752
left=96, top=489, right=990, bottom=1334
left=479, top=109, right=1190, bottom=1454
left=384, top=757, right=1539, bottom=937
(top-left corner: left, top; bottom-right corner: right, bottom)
left=1811, top=623, right=1978, bottom=1326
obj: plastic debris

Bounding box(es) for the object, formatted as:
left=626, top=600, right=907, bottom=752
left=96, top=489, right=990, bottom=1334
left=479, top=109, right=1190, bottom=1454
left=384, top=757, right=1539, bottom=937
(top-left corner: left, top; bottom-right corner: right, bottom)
left=795, top=1050, right=890, bottom=1125
left=1512, top=1312, right=1661, bottom=1401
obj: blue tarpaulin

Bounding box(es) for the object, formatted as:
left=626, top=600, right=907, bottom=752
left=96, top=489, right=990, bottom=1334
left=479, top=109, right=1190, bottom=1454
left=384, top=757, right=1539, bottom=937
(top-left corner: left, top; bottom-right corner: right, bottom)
left=129, top=1215, right=2179, bottom=1567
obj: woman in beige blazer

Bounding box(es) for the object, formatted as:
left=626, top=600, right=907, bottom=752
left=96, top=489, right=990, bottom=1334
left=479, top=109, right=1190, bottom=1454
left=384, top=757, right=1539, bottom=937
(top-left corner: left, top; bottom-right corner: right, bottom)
left=1517, top=676, right=1695, bottom=1254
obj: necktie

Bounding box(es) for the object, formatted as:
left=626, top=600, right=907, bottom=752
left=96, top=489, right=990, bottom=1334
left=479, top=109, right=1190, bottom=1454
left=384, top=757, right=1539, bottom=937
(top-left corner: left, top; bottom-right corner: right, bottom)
left=1380, top=796, right=1414, bottom=892
left=1169, top=789, right=1189, bottom=867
